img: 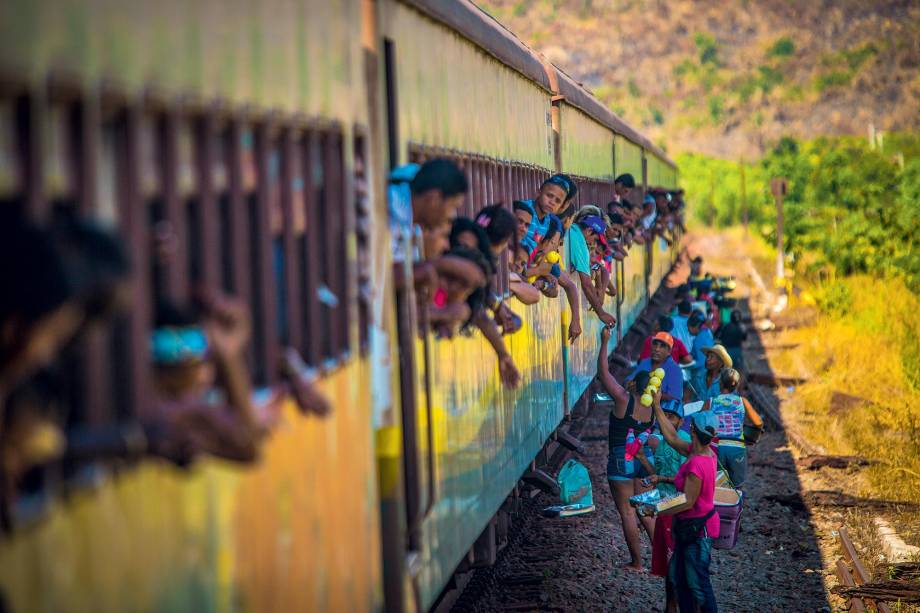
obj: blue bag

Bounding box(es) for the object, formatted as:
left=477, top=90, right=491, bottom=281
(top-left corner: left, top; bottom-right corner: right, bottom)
left=557, top=459, right=593, bottom=506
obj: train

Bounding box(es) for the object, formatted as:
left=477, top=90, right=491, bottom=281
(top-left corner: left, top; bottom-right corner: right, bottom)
left=0, top=1, right=679, bottom=612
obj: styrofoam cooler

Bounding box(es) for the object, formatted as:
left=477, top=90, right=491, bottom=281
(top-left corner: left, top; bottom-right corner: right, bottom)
left=713, top=487, right=743, bottom=550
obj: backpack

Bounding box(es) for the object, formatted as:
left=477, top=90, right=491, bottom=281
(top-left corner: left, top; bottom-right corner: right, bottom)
left=557, top=459, right=593, bottom=506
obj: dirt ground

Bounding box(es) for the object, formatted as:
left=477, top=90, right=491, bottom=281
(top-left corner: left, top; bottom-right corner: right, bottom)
left=452, top=231, right=891, bottom=612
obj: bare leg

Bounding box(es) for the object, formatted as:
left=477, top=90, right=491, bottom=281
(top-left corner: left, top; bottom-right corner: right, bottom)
left=609, top=479, right=645, bottom=570
left=634, top=478, right=657, bottom=539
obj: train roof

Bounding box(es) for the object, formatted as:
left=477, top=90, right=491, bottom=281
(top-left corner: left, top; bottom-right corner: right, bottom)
left=400, top=0, right=676, bottom=170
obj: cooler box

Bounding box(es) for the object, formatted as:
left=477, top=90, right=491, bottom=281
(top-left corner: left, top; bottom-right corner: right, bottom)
left=713, top=487, right=743, bottom=550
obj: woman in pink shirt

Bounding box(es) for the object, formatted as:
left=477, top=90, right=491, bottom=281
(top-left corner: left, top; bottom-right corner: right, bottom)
left=649, top=391, right=720, bottom=613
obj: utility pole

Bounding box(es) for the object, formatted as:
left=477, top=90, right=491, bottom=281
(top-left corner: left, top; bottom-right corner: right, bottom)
left=739, top=158, right=748, bottom=235
left=770, top=177, right=788, bottom=284
left=708, top=168, right=716, bottom=226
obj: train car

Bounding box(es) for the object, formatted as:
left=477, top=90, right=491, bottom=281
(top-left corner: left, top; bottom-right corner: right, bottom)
left=0, top=1, right=386, bottom=611
left=0, top=1, right=678, bottom=612
left=378, top=2, right=679, bottom=610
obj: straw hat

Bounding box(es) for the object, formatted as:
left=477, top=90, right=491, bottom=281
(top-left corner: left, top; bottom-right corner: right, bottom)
left=702, top=344, right=733, bottom=368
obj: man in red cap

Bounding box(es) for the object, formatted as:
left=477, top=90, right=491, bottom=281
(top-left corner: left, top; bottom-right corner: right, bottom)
left=639, top=315, right=692, bottom=364
left=627, top=331, right=683, bottom=406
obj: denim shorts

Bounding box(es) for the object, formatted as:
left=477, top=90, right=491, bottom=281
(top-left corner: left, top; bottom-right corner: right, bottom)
left=607, top=445, right=653, bottom=482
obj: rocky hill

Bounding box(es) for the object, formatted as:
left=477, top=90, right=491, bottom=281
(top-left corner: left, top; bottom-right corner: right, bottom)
left=476, top=0, right=920, bottom=158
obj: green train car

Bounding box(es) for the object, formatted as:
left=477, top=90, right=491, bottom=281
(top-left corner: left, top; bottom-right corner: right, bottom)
left=0, top=0, right=678, bottom=611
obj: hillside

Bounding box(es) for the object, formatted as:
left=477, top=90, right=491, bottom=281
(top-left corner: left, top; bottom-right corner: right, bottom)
left=475, top=0, right=920, bottom=159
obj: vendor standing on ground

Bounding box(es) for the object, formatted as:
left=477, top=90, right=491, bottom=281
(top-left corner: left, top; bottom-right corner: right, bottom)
left=651, top=390, right=721, bottom=613
left=693, top=344, right=732, bottom=402
left=597, top=326, right=656, bottom=572
left=702, top=368, right=763, bottom=487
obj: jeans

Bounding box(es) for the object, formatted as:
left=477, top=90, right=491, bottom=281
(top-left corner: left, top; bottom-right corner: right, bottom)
left=717, top=443, right=748, bottom=487
left=670, top=536, right=718, bottom=613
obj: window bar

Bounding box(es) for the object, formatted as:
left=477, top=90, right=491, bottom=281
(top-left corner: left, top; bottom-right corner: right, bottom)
left=224, top=121, right=252, bottom=303
left=159, top=111, right=188, bottom=302
left=323, top=129, right=347, bottom=358
left=17, top=94, right=46, bottom=220
left=301, top=131, right=323, bottom=366
left=280, top=128, right=303, bottom=351
left=194, top=114, right=220, bottom=290
left=117, top=106, right=152, bottom=417
left=253, top=124, right=279, bottom=383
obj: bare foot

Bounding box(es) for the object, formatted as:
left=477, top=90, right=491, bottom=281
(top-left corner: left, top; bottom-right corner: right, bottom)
left=621, top=562, right=646, bottom=573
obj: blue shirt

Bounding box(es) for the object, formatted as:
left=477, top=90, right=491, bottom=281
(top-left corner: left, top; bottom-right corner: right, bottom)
left=521, top=198, right=553, bottom=249
left=692, top=370, right=722, bottom=402
left=629, top=357, right=683, bottom=404
left=565, top=224, right=591, bottom=275
left=671, top=315, right=692, bottom=351
left=690, top=327, right=715, bottom=366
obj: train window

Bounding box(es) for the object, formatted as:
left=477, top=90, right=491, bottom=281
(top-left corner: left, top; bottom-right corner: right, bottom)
left=243, top=125, right=273, bottom=384
left=0, top=98, right=19, bottom=201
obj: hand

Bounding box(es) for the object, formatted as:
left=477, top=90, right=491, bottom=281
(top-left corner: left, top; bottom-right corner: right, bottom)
left=645, top=475, right=661, bottom=486
left=599, top=311, right=617, bottom=328
left=498, top=354, right=521, bottom=389
left=600, top=325, right=611, bottom=344
left=568, top=319, right=582, bottom=343
left=200, top=293, right=251, bottom=358
left=652, top=387, right=662, bottom=408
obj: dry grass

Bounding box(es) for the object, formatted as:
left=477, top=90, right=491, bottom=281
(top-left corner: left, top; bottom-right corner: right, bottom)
left=769, top=275, right=920, bottom=508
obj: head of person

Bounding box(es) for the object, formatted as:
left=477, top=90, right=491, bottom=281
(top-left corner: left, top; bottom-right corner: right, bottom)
left=703, top=344, right=732, bottom=373
left=439, top=247, right=489, bottom=302
left=557, top=173, right=579, bottom=204
left=642, top=193, right=656, bottom=213
left=558, top=203, right=577, bottom=232
left=2, top=211, right=131, bottom=390
left=606, top=212, right=626, bottom=243
left=535, top=175, right=571, bottom=216
left=409, top=158, right=468, bottom=231
left=474, top=204, right=517, bottom=257
left=151, top=301, right=215, bottom=399
left=730, top=309, right=743, bottom=325
left=677, top=300, right=692, bottom=317
left=689, top=411, right=719, bottom=449
left=653, top=188, right=668, bottom=210
left=630, top=369, right=651, bottom=404
left=650, top=332, right=673, bottom=364
left=661, top=399, right=684, bottom=430
left=512, top=200, right=535, bottom=241
left=450, top=217, right=496, bottom=270
left=614, top=173, right=635, bottom=199
left=719, top=368, right=741, bottom=394
left=687, top=313, right=706, bottom=335
left=655, top=315, right=674, bottom=335
left=576, top=215, right=607, bottom=251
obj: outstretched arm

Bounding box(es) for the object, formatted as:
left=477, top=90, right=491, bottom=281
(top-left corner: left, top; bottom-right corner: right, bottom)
left=558, top=271, right=581, bottom=342
left=474, top=309, right=521, bottom=389
left=598, top=326, right=629, bottom=418
left=652, top=389, right=692, bottom=456
left=578, top=271, right=616, bottom=327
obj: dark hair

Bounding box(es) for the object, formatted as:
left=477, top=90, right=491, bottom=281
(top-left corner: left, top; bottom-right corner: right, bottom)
left=730, top=309, right=743, bottom=324
left=688, top=313, right=706, bottom=329
left=542, top=215, right=563, bottom=243
left=691, top=422, right=714, bottom=445
left=632, top=370, right=651, bottom=394
left=0, top=210, right=75, bottom=325
left=558, top=173, right=578, bottom=202
left=657, top=315, right=674, bottom=333
left=410, top=159, right=468, bottom=197
left=445, top=245, right=493, bottom=281
left=474, top=204, right=517, bottom=247
left=513, top=200, right=536, bottom=217
left=542, top=174, right=577, bottom=202
left=51, top=212, right=131, bottom=320
left=450, top=217, right=495, bottom=271
left=677, top=300, right=692, bottom=316
left=154, top=300, right=199, bottom=328
left=615, top=173, right=636, bottom=189
left=609, top=212, right=625, bottom=226
left=558, top=202, right=577, bottom=221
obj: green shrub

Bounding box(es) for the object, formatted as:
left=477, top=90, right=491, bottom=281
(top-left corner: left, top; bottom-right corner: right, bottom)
left=814, top=70, right=852, bottom=92
left=768, top=36, right=795, bottom=58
